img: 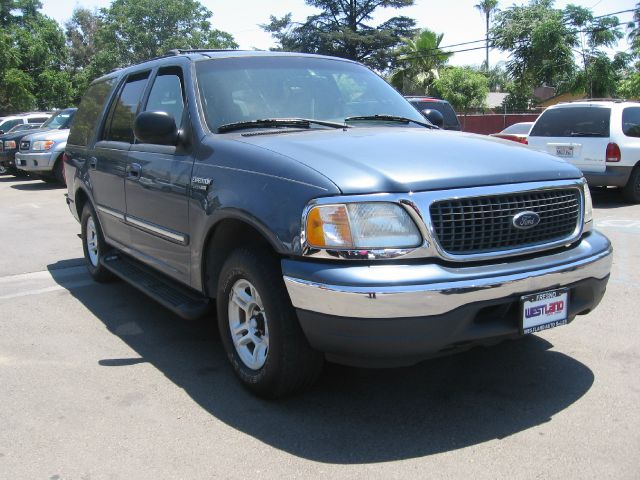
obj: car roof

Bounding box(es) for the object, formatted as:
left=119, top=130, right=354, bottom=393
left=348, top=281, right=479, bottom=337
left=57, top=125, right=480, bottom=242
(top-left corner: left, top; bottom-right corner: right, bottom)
left=92, top=50, right=361, bottom=84
left=549, top=100, right=640, bottom=109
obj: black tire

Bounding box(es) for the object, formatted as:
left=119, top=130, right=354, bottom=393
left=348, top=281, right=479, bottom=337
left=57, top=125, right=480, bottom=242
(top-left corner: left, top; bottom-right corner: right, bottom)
left=216, top=248, right=323, bottom=398
left=53, top=157, right=65, bottom=186
left=622, top=165, right=640, bottom=204
left=81, top=203, right=115, bottom=282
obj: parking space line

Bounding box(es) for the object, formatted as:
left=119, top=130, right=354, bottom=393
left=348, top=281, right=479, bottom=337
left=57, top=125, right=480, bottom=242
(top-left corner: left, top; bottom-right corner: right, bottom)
left=0, top=266, right=94, bottom=301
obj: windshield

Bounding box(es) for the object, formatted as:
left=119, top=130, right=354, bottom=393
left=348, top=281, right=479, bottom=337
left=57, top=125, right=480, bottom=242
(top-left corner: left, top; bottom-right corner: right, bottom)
left=530, top=107, right=610, bottom=137
left=42, top=109, right=76, bottom=129
left=195, top=56, right=424, bottom=132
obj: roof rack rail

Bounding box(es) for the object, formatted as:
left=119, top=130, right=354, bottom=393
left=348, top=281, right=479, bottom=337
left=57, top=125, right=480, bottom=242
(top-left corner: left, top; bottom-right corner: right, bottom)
left=165, top=48, right=244, bottom=56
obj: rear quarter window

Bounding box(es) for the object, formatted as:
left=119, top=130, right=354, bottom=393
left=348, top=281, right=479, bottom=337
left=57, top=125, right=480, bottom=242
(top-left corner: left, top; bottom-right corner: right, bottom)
left=622, top=107, right=640, bottom=137
left=530, top=106, right=610, bottom=137
left=68, top=78, right=117, bottom=146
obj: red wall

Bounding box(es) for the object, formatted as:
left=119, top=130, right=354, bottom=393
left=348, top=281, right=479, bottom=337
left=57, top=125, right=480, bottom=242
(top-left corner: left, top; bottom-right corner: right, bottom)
left=459, top=114, right=540, bottom=135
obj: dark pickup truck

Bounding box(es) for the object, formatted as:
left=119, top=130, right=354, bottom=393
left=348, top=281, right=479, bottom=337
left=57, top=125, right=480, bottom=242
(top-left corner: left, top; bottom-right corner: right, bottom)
left=64, top=50, right=612, bottom=398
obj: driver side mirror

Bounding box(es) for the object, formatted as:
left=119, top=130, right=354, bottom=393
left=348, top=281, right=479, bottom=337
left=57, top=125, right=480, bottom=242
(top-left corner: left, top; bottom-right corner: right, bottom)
left=134, top=111, right=178, bottom=145
left=421, top=109, right=444, bottom=129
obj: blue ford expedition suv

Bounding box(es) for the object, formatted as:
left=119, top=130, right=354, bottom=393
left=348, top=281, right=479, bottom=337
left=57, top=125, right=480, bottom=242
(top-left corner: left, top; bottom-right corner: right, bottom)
left=64, top=50, right=612, bottom=397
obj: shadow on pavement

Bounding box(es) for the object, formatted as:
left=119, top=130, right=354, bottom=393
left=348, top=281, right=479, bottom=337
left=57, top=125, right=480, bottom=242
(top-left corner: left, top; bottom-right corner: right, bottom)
left=0, top=174, right=37, bottom=182
left=590, top=187, right=630, bottom=209
left=10, top=181, right=64, bottom=191
left=47, top=260, right=594, bottom=464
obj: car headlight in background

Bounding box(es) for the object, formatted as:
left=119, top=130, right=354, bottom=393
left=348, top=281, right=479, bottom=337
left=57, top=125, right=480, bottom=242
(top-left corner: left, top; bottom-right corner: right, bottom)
left=32, top=140, right=55, bottom=151
left=4, top=140, right=16, bottom=149
left=305, top=202, right=422, bottom=249
left=583, top=182, right=593, bottom=225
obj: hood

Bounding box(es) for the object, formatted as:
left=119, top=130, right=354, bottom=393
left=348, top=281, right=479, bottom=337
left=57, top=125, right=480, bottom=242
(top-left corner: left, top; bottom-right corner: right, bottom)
left=0, top=127, right=51, bottom=142
left=232, top=127, right=582, bottom=194
left=23, top=128, right=70, bottom=142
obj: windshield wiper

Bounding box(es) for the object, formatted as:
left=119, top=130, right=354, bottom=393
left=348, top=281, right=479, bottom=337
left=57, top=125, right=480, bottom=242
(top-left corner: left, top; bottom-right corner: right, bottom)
left=570, top=131, right=604, bottom=137
left=344, top=114, right=437, bottom=129
left=218, top=118, right=348, bottom=133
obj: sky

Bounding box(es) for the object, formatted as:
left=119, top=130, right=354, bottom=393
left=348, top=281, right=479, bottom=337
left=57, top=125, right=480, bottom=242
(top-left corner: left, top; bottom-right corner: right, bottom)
left=41, top=0, right=637, bottom=68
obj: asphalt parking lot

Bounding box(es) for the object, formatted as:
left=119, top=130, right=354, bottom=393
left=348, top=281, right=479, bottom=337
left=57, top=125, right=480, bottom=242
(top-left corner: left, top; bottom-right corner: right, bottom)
left=0, top=174, right=639, bottom=479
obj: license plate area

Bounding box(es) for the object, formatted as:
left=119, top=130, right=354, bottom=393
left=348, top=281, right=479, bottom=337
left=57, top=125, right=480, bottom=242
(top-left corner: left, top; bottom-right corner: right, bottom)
left=521, top=288, right=569, bottom=334
left=555, top=145, right=574, bottom=158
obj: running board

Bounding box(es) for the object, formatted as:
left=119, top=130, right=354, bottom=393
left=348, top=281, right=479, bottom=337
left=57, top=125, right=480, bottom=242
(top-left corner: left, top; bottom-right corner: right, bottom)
left=100, top=251, right=210, bottom=320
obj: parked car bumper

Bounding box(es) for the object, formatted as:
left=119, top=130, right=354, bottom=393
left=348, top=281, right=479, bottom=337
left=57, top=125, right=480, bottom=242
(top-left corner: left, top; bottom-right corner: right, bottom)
left=15, top=151, right=56, bottom=173
left=283, top=231, right=612, bottom=367
left=0, top=151, right=16, bottom=168
left=583, top=166, right=633, bottom=187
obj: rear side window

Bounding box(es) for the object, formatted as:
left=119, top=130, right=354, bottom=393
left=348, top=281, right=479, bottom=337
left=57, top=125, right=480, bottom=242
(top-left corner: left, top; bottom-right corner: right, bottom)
left=530, top=107, right=610, bottom=137
left=104, top=74, right=149, bottom=143
left=622, top=107, right=640, bottom=137
left=28, top=117, right=49, bottom=123
left=68, top=78, right=117, bottom=146
left=144, top=70, right=185, bottom=128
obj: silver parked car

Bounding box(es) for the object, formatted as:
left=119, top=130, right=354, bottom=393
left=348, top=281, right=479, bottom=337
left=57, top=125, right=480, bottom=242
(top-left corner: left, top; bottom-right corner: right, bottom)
left=15, top=108, right=77, bottom=184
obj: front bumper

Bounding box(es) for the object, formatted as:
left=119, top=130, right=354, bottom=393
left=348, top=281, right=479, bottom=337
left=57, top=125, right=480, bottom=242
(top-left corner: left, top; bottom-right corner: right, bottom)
left=283, top=231, right=612, bottom=366
left=583, top=166, right=632, bottom=187
left=0, top=151, right=16, bottom=168
left=15, top=151, right=56, bottom=172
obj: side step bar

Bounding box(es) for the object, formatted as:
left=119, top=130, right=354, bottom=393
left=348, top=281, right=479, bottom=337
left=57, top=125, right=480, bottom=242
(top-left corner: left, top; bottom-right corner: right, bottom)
left=100, top=251, right=210, bottom=320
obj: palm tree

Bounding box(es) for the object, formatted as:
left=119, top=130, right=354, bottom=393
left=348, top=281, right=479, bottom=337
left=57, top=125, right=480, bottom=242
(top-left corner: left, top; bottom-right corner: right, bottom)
left=390, top=29, right=453, bottom=94
left=475, top=0, right=499, bottom=71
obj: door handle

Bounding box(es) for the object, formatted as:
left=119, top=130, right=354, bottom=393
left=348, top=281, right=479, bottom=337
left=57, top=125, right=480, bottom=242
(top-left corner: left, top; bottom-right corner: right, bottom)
left=127, top=163, right=142, bottom=179
left=89, top=157, right=97, bottom=169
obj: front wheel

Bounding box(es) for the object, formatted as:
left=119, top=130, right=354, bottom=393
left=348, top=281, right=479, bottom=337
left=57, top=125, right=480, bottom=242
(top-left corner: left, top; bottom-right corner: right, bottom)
left=216, top=248, right=323, bottom=398
left=81, top=203, right=115, bottom=282
left=622, top=165, right=640, bottom=204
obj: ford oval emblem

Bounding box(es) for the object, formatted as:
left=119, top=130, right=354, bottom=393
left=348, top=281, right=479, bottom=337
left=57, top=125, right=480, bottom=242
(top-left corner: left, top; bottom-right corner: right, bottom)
left=513, top=211, right=541, bottom=229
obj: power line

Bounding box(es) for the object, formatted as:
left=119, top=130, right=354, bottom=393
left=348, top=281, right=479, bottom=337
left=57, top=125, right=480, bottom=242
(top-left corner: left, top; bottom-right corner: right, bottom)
left=396, top=8, right=635, bottom=61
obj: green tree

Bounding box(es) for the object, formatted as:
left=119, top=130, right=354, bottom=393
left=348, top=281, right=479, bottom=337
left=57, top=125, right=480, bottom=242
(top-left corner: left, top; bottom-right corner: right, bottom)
left=262, top=0, right=416, bottom=71
left=65, top=8, right=102, bottom=102
left=432, top=66, right=489, bottom=113
left=491, top=0, right=577, bottom=92
left=501, top=81, right=533, bottom=112
left=619, top=72, right=640, bottom=99
left=474, top=0, right=499, bottom=71
left=564, top=4, right=624, bottom=97
left=90, top=0, right=237, bottom=77
left=627, top=2, right=640, bottom=58
left=389, top=29, right=452, bottom=94
left=0, top=0, right=71, bottom=113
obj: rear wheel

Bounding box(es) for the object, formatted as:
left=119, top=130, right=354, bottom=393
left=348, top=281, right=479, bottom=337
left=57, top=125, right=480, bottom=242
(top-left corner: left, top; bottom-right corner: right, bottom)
left=622, top=165, right=640, bottom=204
left=81, top=203, right=115, bottom=282
left=216, top=248, right=323, bottom=398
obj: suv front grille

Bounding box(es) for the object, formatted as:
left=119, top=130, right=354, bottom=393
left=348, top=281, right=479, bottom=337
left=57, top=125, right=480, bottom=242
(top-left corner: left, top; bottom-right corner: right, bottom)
left=20, top=140, right=30, bottom=151
left=429, top=189, right=581, bottom=255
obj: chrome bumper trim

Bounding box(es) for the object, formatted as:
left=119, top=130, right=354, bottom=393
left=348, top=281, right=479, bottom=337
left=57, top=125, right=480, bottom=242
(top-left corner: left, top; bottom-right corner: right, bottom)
left=284, top=233, right=612, bottom=319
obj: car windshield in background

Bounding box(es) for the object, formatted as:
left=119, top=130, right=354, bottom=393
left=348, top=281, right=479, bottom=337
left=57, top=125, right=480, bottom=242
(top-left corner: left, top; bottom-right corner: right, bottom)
left=195, top=56, right=425, bottom=132
left=409, top=101, right=459, bottom=129
left=530, top=107, right=610, bottom=137
left=501, top=122, right=533, bottom=134
left=42, top=109, right=76, bottom=130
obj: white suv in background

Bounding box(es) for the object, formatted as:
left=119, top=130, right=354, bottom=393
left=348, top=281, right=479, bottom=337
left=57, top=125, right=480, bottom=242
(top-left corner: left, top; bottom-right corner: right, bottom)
left=0, top=112, right=51, bottom=134
left=528, top=100, right=640, bottom=203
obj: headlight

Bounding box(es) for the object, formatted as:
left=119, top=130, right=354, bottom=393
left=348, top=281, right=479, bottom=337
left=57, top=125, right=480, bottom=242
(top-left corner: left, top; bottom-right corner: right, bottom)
left=305, top=202, right=422, bottom=249
left=32, top=140, right=55, bottom=151
left=583, top=182, right=593, bottom=225
left=4, top=140, right=16, bottom=149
